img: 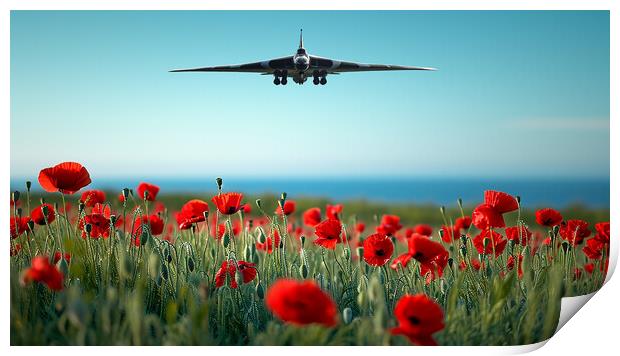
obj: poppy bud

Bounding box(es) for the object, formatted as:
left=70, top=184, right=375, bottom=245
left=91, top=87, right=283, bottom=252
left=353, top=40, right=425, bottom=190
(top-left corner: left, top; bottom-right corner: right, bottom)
left=12, top=191, right=20, bottom=203
left=460, top=245, right=467, bottom=259
left=457, top=197, right=463, bottom=208
left=41, top=204, right=49, bottom=217
left=448, top=258, right=454, bottom=269
left=486, top=263, right=493, bottom=278
left=57, top=257, right=69, bottom=276
left=16, top=208, right=22, bottom=217
left=161, top=263, right=169, bottom=280
left=235, top=270, right=243, bottom=287
left=110, top=215, right=117, bottom=226
left=40, top=197, right=46, bottom=205
left=78, top=201, right=85, bottom=213
left=187, top=257, right=195, bottom=272
left=223, top=233, right=230, bottom=248
left=300, top=264, right=308, bottom=278
left=216, top=177, right=223, bottom=190
left=483, top=237, right=490, bottom=249
left=26, top=181, right=31, bottom=191
left=460, top=234, right=468, bottom=244
left=141, top=228, right=149, bottom=246
left=202, top=210, right=209, bottom=220
left=256, top=227, right=266, bottom=243
left=279, top=241, right=284, bottom=249
left=343, top=248, right=350, bottom=261
left=27, top=220, right=35, bottom=232
left=149, top=254, right=161, bottom=279
left=343, top=307, right=353, bottom=324
left=84, top=223, right=92, bottom=234
left=440, top=205, right=446, bottom=216
left=255, top=199, right=262, bottom=210
left=356, top=247, right=363, bottom=259
left=300, top=235, right=306, bottom=248
left=255, top=281, right=264, bottom=299
left=143, top=191, right=150, bottom=201
left=122, top=188, right=130, bottom=199
left=552, top=225, right=560, bottom=235
left=516, top=195, right=521, bottom=205
left=561, top=241, right=570, bottom=253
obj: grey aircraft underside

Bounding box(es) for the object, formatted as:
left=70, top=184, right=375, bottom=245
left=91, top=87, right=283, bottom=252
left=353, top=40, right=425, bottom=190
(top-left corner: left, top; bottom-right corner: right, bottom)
left=170, top=30, right=436, bottom=85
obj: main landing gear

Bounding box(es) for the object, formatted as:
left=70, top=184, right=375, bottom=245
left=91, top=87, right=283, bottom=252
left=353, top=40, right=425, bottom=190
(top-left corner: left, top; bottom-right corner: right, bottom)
left=273, top=70, right=288, bottom=85
left=312, top=70, right=327, bottom=85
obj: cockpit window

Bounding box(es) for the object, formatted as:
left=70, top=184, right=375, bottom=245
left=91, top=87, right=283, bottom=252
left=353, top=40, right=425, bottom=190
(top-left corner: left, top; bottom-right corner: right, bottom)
left=297, top=48, right=306, bottom=55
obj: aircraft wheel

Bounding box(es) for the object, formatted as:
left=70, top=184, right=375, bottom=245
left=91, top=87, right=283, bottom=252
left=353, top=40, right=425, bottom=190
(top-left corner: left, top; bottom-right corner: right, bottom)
left=313, top=77, right=320, bottom=85
left=273, top=77, right=281, bottom=85
left=320, top=77, right=327, bottom=85
left=281, top=77, right=288, bottom=85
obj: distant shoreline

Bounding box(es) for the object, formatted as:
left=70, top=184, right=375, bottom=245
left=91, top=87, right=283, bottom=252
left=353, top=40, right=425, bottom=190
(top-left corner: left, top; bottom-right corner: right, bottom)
left=11, top=177, right=610, bottom=209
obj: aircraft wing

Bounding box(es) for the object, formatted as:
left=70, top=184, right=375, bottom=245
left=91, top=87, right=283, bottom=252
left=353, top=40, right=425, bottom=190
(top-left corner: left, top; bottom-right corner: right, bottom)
left=309, top=55, right=436, bottom=73
left=169, top=56, right=294, bottom=74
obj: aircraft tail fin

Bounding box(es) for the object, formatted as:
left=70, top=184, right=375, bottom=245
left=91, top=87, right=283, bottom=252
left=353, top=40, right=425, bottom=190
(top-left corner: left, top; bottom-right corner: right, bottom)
left=299, top=29, right=303, bottom=48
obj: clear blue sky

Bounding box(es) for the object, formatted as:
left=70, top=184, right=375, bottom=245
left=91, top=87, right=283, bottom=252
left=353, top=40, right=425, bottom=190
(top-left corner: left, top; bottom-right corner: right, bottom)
left=11, top=11, right=610, bottom=180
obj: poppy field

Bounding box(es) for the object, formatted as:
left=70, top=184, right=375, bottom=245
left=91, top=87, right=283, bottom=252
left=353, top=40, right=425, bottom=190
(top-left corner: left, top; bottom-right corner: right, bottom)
left=10, top=162, right=610, bottom=346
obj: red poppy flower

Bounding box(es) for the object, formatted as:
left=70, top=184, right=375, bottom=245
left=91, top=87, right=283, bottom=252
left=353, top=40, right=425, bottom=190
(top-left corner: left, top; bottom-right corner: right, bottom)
left=582, top=237, right=605, bottom=259
left=118, top=193, right=126, bottom=203
left=363, top=234, right=394, bottom=266
left=22, top=256, right=64, bottom=291
left=80, top=213, right=111, bottom=239
left=506, top=255, right=524, bottom=279
left=80, top=190, right=106, bottom=207
left=390, top=294, right=445, bottom=346
left=276, top=200, right=296, bottom=216
left=559, top=219, right=591, bottom=246
left=265, top=279, right=337, bottom=327
left=53, top=251, right=71, bottom=264
left=459, top=258, right=482, bottom=271
left=177, top=199, right=209, bottom=229
left=584, top=263, right=595, bottom=274
left=594, top=222, right=610, bottom=244
left=241, top=203, right=252, bottom=214
left=535, top=208, right=563, bottom=227
left=313, top=219, right=342, bottom=249
left=256, top=229, right=281, bottom=253
left=215, top=260, right=257, bottom=288
left=10, top=216, right=31, bottom=239
left=505, top=225, right=532, bottom=246
left=472, top=203, right=505, bottom=229
left=302, top=207, right=322, bottom=227
left=414, top=224, right=433, bottom=237
left=132, top=214, right=165, bottom=245
left=38, top=162, right=91, bottom=195
left=440, top=225, right=459, bottom=243
left=407, top=234, right=447, bottom=265
left=454, top=216, right=472, bottom=231
left=355, top=222, right=366, bottom=234
left=31, top=204, right=56, bottom=225
left=376, top=214, right=403, bottom=236
left=137, top=182, right=160, bottom=201
left=473, top=230, right=507, bottom=257
left=390, top=252, right=413, bottom=270
left=212, top=192, right=244, bottom=215
left=326, top=204, right=343, bottom=220
left=484, top=190, right=518, bottom=213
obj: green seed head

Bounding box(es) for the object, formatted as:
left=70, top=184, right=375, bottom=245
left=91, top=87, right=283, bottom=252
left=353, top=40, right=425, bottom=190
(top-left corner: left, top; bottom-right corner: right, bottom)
left=25, top=181, right=32, bottom=191
left=12, top=191, right=20, bottom=203
left=216, top=177, right=223, bottom=190
left=255, top=282, right=264, bottom=299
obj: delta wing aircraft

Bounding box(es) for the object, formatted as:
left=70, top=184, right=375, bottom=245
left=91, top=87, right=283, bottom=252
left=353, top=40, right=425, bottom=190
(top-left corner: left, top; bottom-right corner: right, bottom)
left=170, top=30, right=435, bottom=85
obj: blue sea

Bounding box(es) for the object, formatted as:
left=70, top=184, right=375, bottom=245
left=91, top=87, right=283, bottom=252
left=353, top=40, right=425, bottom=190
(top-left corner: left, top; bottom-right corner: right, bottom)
left=12, top=177, right=609, bottom=209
